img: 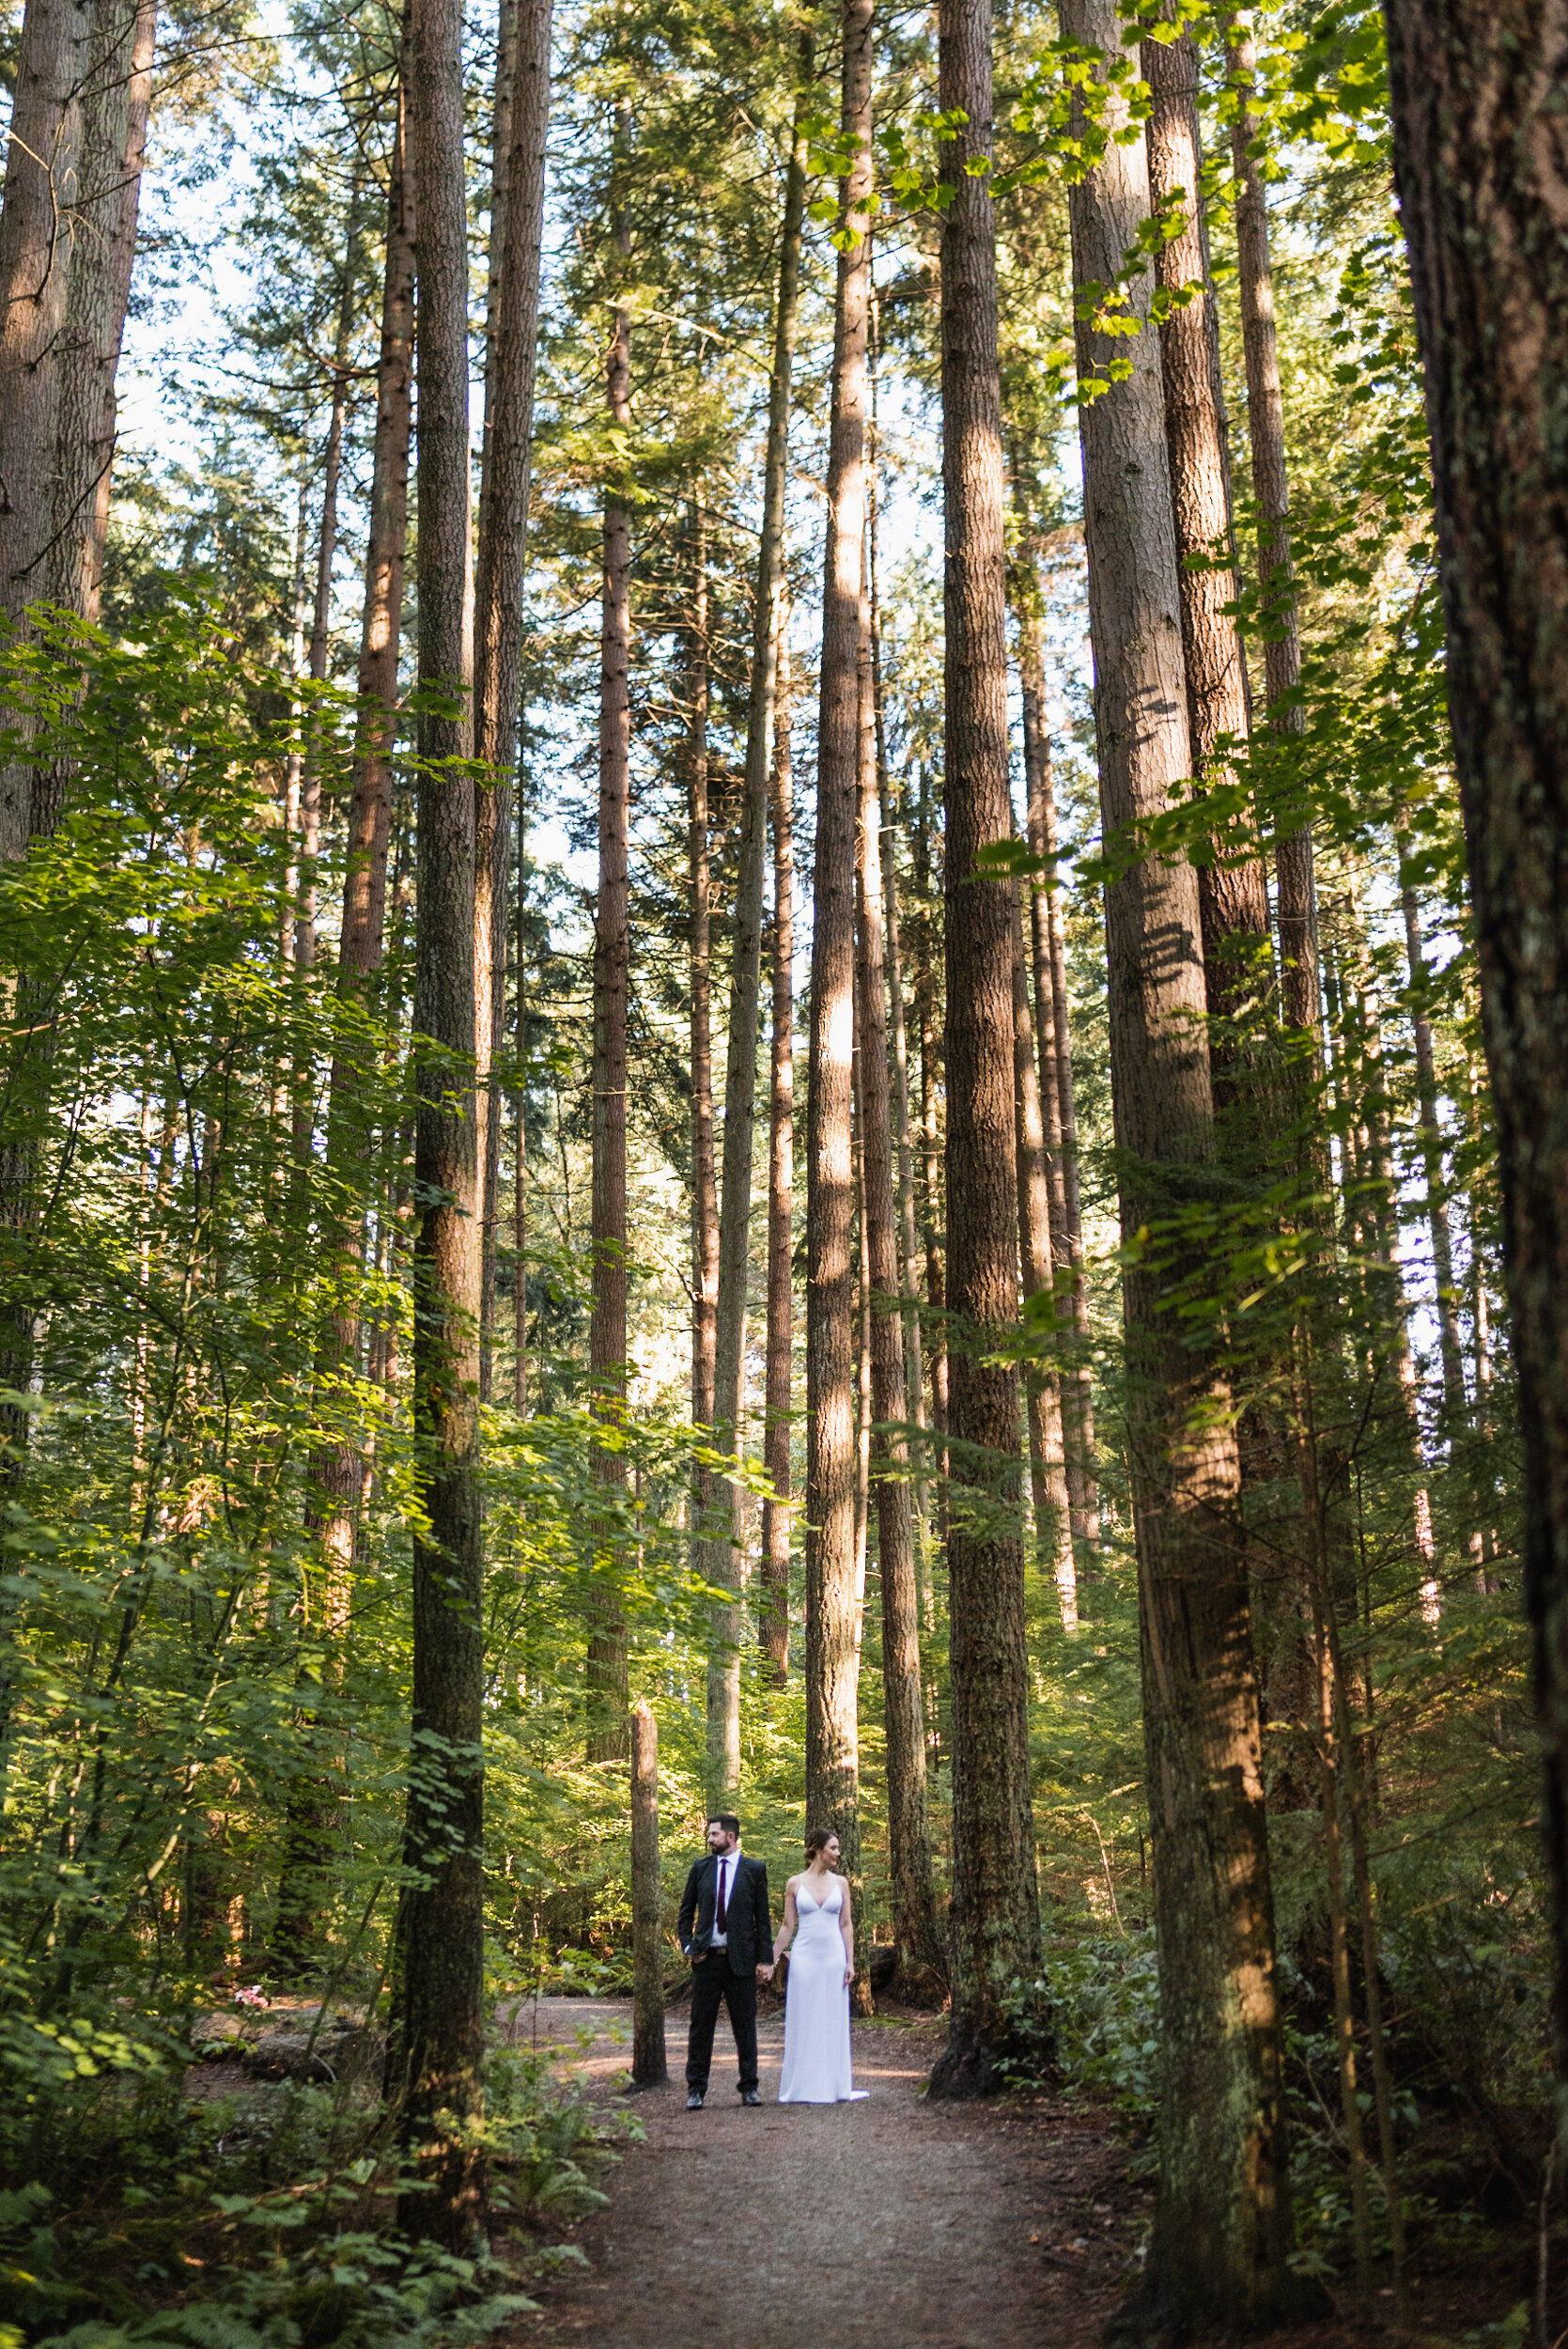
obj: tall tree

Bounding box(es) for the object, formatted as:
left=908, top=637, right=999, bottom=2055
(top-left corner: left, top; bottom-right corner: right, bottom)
left=474, top=0, right=553, bottom=1402
left=389, top=0, right=485, bottom=2247
left=1226, top=12, right=1318, bottom=1047
left=1141, top=23, right=1270, bottom=1050
left=928, top=0, right=1039, bottom=2097
left=856, top=620, right=940, bottom=1986
left=45, top=0, right=157, bottom=628
left=0, top=0, right=88, bottom=840
left=301, top=21, right=416, bottom=1894
left=587, top=182, right=634, bottom=1762
left=706, top=79, right=809, bottom=1771
left=805, top=0, right=872, bottom=1870
left=1062, top=0, right=1302, bottom=2326
left=1014, top=560, right=1096, bottom=1550
left=761, top=625, right=795, bottom=1684
left=1012, top=896, right=1077, bottom=1630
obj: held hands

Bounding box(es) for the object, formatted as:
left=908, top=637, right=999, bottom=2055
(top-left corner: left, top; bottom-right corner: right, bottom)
left=756, top=1962, right=775, bottom=1983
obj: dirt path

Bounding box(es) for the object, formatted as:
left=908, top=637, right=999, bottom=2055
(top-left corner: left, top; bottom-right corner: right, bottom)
left=511, top=2000, right=1147, bottom=2349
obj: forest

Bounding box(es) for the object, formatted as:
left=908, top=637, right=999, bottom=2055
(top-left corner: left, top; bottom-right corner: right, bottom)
left=1, top=0, right=1565, bottom=2339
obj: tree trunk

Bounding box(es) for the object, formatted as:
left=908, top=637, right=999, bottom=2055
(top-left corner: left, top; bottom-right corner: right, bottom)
left=869, top=443, right=931, bottom=1560
left=927, top=0, right=1039, bottom=2100
left=293, top=224, right=361, bottom=982
left=1063, top=3, right=1303, bottom=2326
left=587, top=226, right=633, bottom=1763
left=857, top=614, right=940, bottom=1987
left=1227, top=17, right=1318, bottom=1048
left=761, top=626, right=795, bottom=1685
left=719, top=91, right=807, bottom=1716
left=0, top=0, right=89, bottom=842
left=1142, top=23, right=1270, bottom=1058
left=912, top=762, right=950, bottom=1504
left=390, top=0, right=485, bottom=2245
left=307, top=22, right=413, bottom=1695
left=44, top=0, right=156, bottom=630
left=688, top=501, right=719, bottom=1470
left=1014, top=570, right=1097, bottom=1553
left=474, top=0, right=551, bottom=1408
left=804, top=0, right=872, bottom=1875
left=515, top=794, right=529, bottom=1416
left=1398, top=849, right=1466, bottom=1429
left=629, top=1698, right=667, bottom=2086
left=1012, top=894, right=1077, bottom=1633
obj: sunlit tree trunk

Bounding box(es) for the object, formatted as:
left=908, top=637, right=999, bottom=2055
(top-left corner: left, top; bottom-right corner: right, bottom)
left=1063, top=2, right=1303, bottom=2326
left=389, top=0, right=484, bottom=2244
left=805, top=0, right=872, bottom=1875
left=928, top=0, right=1038, bottom=2098
left=1142, top=22, right=1269, bottom=1060
left=1226, top=12, right=1318, bottom=1049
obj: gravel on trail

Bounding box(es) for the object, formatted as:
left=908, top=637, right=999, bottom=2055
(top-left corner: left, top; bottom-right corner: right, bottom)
left=511, top=2001, right=1146, bottom=2349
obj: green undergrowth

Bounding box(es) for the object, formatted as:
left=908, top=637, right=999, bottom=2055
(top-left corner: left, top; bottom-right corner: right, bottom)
left=1000, top=1895, right=1552, bottom=2288
left=0, top=2024, right=622, bottom=2349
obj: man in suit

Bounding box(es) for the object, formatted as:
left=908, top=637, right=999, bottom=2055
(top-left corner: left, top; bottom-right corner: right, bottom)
left=676, top=1812, right=774, bottom=2108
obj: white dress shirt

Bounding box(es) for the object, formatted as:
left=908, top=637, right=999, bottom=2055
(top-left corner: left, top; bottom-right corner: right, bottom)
left=709, top=1846, right=741, bottom=1947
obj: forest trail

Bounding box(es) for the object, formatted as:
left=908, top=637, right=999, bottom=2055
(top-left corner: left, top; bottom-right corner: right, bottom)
left=513, top=2003, right=1147, bottom=2349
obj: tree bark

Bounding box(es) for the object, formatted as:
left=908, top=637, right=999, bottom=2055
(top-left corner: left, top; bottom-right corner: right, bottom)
left=1142, top=23, right=1270, bottom=1055
left=869, top=438, right=930, bottom=1558
left=761, top=627, right=795, bottom=1684
left=629, top=1698, right=667, bottom=2086
left=44, top=0, right=156, bottom=630
left=804, top=0, right=872, bottom=1876
left=1227, top=15, right=1318, bottom=1048
left=688, top=501, right=719, bottom=1466
left=390, top=0, right=485, bottom=2245
left=857, top=617, right=940, bottom=1985
left=706, top=81, right=811, bottom=1750
left=474, top=0, right=552, bottom=1407
left=305, top=36, right=415, bottom=1625
left=1012, top=894, right=1077, bottom=1633
left=1063, top=3, right=1304, bottom=2326
left=912, top=764, right=950, bottom=1516
left=1014, top=568, right=1097, bottom=1551
left=587, top=224, right=633, bottom=1763
left=927, top=0, right=1039, bottom=2100
left=0, top=0, right=89, bottom=847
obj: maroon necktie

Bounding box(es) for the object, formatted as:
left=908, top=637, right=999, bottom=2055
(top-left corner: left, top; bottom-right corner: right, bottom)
left=716, top=1857, right=729, bottom=1933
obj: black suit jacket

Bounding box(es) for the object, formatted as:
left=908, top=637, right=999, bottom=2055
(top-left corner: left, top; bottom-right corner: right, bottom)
left=677, top=1851, right=773, bottom=1975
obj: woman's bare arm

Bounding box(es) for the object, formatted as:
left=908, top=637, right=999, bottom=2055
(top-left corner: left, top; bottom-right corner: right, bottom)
left=838, top=1875, right=854, bottom=1984
left=773, top=1878, right=800, bottom=1965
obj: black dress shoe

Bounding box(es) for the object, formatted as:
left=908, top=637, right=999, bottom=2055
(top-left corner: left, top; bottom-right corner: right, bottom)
left=686, top=2092, right=705, bottom=2110
left=740, top=2089, right=762, bottom=2107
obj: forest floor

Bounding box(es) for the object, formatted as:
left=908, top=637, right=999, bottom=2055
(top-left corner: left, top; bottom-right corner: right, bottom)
left=506, top=1999, right=1551, bottom=2349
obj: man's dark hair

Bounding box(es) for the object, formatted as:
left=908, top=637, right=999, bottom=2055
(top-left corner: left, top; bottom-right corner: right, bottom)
left=707, top=1812, right=741, bottom=1837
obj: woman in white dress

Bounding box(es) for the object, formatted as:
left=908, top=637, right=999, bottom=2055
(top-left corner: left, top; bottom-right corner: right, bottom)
left=772, top=1828, right=869, bottom=2103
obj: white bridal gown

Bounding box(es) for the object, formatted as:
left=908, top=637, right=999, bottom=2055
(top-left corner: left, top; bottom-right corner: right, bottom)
left=777, top=1878, right=869, bottom=2104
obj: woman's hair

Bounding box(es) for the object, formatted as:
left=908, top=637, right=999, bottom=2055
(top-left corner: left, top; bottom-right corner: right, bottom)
left=803, top=1827, right=837, bottom=1859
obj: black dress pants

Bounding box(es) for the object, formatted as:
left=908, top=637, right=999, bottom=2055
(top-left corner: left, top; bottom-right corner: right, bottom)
left=685, top=1952, right=759, bottom=2093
